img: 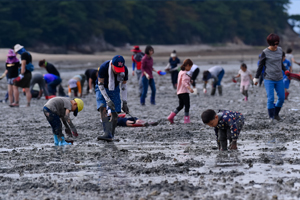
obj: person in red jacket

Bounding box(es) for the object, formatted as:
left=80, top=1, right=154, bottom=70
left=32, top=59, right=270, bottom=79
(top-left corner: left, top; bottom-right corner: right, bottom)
left=131, top=46, right=144, bottom=96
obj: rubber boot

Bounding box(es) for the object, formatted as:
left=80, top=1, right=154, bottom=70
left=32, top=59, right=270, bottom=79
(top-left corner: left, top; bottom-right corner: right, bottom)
left=58, top=136, right=72, bottom=146
left=220, top=140, right=228, bottom=151
left=97, top=121, right=113, bottom=141
left=218, top=86, right=222, bottom=96
left=211, top=88, right=216, bottom=96
left=53, top=134, right=59, bottom=146
left=268, top=108, right=275, bottom=124
left=140, top=98, right=145, bottom=106
left=218, top=129, right=228, bottom=151
left=274, top=107, right=282, bottom=121
left=150, top=96, right=155, bottom=105
left=118, top=113, right=126, bottom=118
left=132, top=122, right=148, bottom=127
left=111, top=112, right=118, bottom=138
left=184, top=116, right=190, bottom=124
left=167, top=112, right=176, bottom=124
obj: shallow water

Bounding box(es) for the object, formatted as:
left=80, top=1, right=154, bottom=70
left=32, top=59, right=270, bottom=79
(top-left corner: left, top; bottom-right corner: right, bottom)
left=1, top=65, right=300, bottom=199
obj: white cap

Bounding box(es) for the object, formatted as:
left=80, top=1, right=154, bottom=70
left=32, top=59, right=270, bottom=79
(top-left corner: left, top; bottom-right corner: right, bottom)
left=14, top=44, right=24, bottom=53
left=68, top=79, right=78, bottom=88
left=171, top=53, right=176, bottom=57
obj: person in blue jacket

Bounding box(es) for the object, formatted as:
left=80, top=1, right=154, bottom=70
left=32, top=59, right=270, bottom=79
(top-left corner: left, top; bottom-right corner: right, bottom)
left=282, top=52, right=292, bottom=100
left=44, top=73, right=62, bottom=96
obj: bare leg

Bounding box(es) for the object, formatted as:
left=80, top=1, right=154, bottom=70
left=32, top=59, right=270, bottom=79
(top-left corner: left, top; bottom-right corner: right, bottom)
left=8, top=85, right=13, bottom=104
left=13, top=86, right=19, bottom=104
left=24, top=88, right=31, bottom=106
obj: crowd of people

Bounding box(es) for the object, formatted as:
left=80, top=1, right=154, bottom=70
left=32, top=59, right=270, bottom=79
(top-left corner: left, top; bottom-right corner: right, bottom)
left=1, top=33, right=299, bottom=150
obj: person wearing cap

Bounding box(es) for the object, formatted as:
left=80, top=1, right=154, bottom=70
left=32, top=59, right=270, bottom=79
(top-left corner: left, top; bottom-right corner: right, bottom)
left=141, top=45, right=156, bottom=105
left=30, top=72, right=54, bottom=100
left=131, top=46, right=145, bottom=96
left=0, top=49, right=21, bottom=107
left=39, top=59, right=66, bottom=96
left=85, top=69, right=98, bottom=94
left=68, top=74, right=86, bottom=97
left=166, top=50, right=180, bottom=89
left=43, top=97, right=84, bottom=146
left=96, top=55, right=129, bottom=141
left=13, top=44, right=33, bottom=107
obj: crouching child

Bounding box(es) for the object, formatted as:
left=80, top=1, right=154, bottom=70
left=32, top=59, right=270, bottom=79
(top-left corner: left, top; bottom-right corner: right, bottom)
left=43, top=97, right=84, bottom=146
left=201, top=109, right=244, bottom=151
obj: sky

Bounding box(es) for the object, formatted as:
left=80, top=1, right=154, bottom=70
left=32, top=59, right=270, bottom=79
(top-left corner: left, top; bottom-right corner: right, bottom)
left=288, top=0, right=300, bottom=15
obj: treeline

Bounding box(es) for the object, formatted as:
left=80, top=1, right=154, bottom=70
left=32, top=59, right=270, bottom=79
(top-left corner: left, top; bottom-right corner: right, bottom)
left=0, top=0, right=289, bottom=49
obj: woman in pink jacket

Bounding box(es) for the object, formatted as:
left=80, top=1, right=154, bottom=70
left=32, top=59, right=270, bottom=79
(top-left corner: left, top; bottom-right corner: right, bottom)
left=167, top=59, right=194, bottom=124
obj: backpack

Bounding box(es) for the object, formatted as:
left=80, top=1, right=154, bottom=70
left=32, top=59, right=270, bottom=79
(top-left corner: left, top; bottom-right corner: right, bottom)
left=26, top=63, right=34, bottom=72
left=24, top=52, right=34, bottom=72
left=134, top=52, right=144, bottom=62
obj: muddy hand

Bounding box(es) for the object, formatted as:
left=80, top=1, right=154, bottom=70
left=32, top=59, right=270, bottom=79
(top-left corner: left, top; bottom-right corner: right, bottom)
left=107, top=100, right=115, bottom=111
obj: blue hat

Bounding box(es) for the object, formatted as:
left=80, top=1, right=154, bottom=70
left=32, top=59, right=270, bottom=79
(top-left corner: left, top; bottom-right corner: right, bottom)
left=112, top=55, right=125, bottom=73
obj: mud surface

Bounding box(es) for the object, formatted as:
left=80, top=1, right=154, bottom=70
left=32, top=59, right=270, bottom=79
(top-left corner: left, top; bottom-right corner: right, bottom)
left=1, top=63, right=300, bottom=200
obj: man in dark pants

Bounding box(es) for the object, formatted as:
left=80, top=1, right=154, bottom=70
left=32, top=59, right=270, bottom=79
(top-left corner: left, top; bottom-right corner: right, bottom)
left=95, top=55, right=129, bottom=141
left=85, top=69, right=97, bottom=94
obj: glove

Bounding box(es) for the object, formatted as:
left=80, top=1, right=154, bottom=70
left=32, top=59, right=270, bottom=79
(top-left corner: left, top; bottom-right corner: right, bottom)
left=89, top=89, right=93, bottom=94
left=144, top=72, right=150, bottom=80
left=78, top=92, right=81, bottom=97
left=253, top=78, right=259, bottom=85
left=285, top=70, right=290, bottom=76
left=232, top=76, right=237, bottom=83
left=203, top=88, right=207, bottom=94
left=229, top=140, right=237, bottom=150
left=68, top=92, right=71, bottom=97
left=72, top=131, right=78, bottom=137
left=13, top=74, right=24, bottom=83
left=107, top=100, right=115, bottom=111
left=122, top=101, right=129, bottom=114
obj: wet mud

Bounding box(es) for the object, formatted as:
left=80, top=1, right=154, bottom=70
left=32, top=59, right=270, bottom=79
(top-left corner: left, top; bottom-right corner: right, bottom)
left=1, top=66, right=300, bottom=199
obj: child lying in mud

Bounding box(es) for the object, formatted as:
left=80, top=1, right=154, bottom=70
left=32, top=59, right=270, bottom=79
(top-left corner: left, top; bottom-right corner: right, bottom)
left=116, top=113, right=159, bottom=127
left=201, top=109, right=244, bottom=151
left=43, top=97, right=84, bottom=146
left=105, top=110, right=159, bottom=127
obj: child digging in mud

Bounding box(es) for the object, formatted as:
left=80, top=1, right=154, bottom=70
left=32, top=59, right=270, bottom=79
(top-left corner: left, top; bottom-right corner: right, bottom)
left=201, top=109, right=244, bottom=151
left=43, top=97, right=84, bottom=146
left=167, top=59, right=194, bottom=124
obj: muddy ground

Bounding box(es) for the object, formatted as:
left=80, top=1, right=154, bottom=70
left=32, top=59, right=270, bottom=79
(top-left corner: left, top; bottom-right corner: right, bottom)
left=1, top=62, right=300, bottom=200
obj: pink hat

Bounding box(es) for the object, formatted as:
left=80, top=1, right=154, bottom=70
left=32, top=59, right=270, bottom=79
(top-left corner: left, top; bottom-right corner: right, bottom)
left=7, top=49, right=16, bottom=57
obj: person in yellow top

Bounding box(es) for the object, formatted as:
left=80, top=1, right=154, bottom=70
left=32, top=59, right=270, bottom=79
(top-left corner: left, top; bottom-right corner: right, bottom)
left=68, top=74, right=86, bottom=97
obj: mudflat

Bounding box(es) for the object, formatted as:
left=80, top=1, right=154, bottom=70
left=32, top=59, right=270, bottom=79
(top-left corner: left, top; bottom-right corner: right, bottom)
left=0, top=46, right=300, bottom=199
